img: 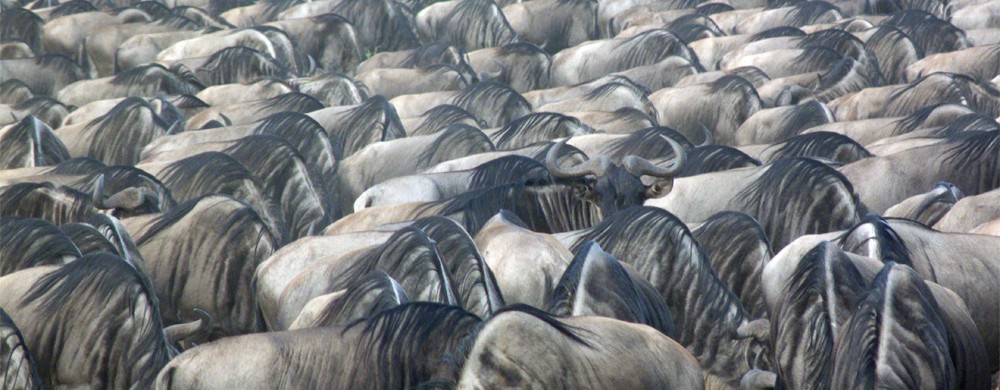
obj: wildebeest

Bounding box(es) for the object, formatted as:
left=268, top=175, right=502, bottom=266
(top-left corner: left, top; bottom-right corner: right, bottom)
left=501, top=0, right=598, bottom=53
left=42, top=8, right=156, bottom=56
left=5, top=0, right=1000, bottom=387
left=832, top=262, right=989, bottom=389
left=840, top=130, right=999, bottom=213
left=649, top=157, right=863, bottom=250
left=0, top=217, right=80, bottom=276
left=356, top=41, right=466, bottom=75
left=0, top=54, right=91, bottom=96
left=649, top=75, right=763, bottom=145
left=884, top=181, right=963, bottom=226
left=262, top=224, right=458, bottom=329
left=53, top=97, right=179, bottom=165
left=85, top=14, right=201, bottom=77
left=547, top=240, right=676, bottom=337
left=417, top=0, right=518, bottom=51
left=765, top=241, right=991, bottom=389
left=556, top=207, right=774, bottom=387
left=474, top=210, right=573, bottom=306
left=453, top=307, right=704, bottom=389
left=0, top=115, right=70, bottom=169
left=0, top=253, right=204, bottom=389
left=55, top=64, right=203, bottom=107
left=356, top=64, right=475, bottom=99
left=934, top=188, right=1000, bottom=233
left=330, top=134, right=685, bottom=235
left=550, top=29, right=696, bottom=86
left=120, top=195, right=279, bottom=339
left=156, top=303, right=480, bottom=389
left=466, top=42, right=552, bottom=92
left=265, top=14, right=364, bottom=73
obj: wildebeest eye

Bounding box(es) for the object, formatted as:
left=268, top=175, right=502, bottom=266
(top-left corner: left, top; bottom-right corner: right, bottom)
left=645, top=178, right=674, bottom=199
left=572, top=183, right=597, bottom=201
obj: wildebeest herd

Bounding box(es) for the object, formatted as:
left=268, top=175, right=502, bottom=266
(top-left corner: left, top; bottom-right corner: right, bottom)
left=1, top=0, right=998, bottom=387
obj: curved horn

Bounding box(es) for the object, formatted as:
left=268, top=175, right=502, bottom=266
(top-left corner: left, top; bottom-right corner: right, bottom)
left=92, top=174, right=108, bottom=208
left=164, top=308, right=211, bottom=344
left=622, top=135, right=687, bottom=178
left=697, top=122, right=714, bottom=146
left=545, top=138, right=612, bottom=178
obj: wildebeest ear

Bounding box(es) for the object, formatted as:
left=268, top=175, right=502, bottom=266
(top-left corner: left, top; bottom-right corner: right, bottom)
left=478, top=60, right=504, bottom=82
left=645, top=178, right=674, bottom=199
left=776, top=88, right=794, bottom=107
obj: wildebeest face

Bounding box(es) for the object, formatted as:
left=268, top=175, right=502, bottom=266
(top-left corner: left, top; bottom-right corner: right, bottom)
left=593, top=164, right=646, bottom=216
left=547, top=137, right=685, bottom=218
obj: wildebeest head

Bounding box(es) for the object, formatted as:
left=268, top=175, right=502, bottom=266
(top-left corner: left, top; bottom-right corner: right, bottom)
left=545, top=135, right=685, bottom=217
left=91, top=172, right=170, bottom=218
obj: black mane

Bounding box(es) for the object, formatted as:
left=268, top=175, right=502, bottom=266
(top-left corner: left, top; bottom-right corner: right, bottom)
left=19, top=252, right=172, bottom=388
left=195, top=46, right=289, bottom=86
left=110, top=64, right=203, bottom=95
left=34, top=54, right=85, bottom=79
left=941, top=130, right=999, bottom=194
left=880, top=10, right=970, bottom=55
left=773, top=241, right=866, bottom=388
left=606, top=126, right=693, bottom=161
left=680, top=145, right=761, bottom=177
left=0, top=182, right=94, bottom=224
left=331, top=0, right=419, bottom=51
left=815, top=58, right=877, bottom=102
left=547, top=240, right=676, bottom=337
left=49, top=0, right=98, bottom=19
left=328, top=96, right=406, bottom=160
left=693, top=211, right=772, bottom=317
left=839, top=213, right=912, bottom=265
left=0, top=8, right=42, bottom=52
left=416, top=124, right=495, bottom=166
left=492, top=113, right=591, bottom=150
left=439, top=0, right=518, bottom=50
left=333, top=227, right=458, bottom=306
left=0, top=115, right=70, bottom=169
left=82, top=97, right=170, bottom=165
left=60, top=222, right=120, bottom=256
left=0, top=308, right=43, bottom=390
left=309, top=270, right=409, bottom=327
left=451, top=81, right=531, bottom=127
left=50, top=157, right=107, bottom=175
left=738, top=158, right=862, bottom=249
left=412, top=105, right=484, bottom=136
left=346, top=302, right=481, bottom=389
left=468, top=155, right=550, bottom=190
left=767, top=131, right=872, bottom=166
left=0, top=217, right=80, bottom=276
left=750, top=26, right=806, bottom=41
left=410, top=216, right=505, bottom=317
left=400, top=42, right=465, bottom=69
left=831, top=262, right=956, bottom=388
left=225, top=134, right=331, bottom=239
left=784, top=1, right=840, bottom=25
left=157, top=152, right=285, bottom=241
